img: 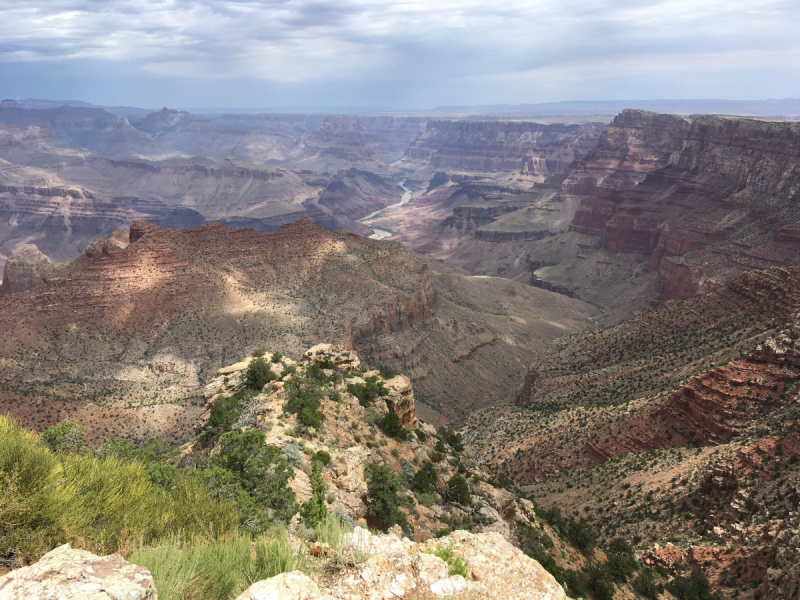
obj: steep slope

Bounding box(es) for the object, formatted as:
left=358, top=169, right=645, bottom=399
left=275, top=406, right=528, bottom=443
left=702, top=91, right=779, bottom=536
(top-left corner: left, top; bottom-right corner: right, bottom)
left=462, top=263, right=800, bottom=599
left=0, top=218, right=595, bottom=442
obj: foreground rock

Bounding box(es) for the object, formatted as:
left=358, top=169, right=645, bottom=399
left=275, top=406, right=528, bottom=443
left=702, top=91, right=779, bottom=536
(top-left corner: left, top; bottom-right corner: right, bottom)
left=0, top=544, right=156, bottom=600
left=237, top=529, right=566, bottom=600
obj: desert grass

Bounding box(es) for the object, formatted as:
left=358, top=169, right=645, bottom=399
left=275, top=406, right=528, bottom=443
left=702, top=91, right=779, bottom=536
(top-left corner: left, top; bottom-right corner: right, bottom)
left=0, top=414, right=238, bottom=565
left=130, top=529, right=296, bottom=600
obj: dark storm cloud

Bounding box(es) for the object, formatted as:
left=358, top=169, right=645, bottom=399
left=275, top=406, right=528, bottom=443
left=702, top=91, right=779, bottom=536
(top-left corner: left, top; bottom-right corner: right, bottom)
left=0, top=0, right=798, bottom=108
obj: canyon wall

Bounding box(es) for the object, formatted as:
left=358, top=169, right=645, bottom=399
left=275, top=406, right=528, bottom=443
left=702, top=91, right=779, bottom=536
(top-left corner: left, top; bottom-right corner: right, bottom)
left=406, top=119, right=606, bottom=173
left=568, top=112, right=800, bottom=301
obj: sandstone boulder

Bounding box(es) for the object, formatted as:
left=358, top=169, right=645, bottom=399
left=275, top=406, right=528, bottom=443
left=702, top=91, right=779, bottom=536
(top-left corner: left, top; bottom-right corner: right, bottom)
left=236, top=571, right=335, bottom=600
left=0, top=544, right=156, bottom=600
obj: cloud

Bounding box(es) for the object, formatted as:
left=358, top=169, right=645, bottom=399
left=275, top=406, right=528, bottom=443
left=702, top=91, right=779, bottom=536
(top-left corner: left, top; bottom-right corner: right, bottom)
left=0, top=0, right=798, bottom=107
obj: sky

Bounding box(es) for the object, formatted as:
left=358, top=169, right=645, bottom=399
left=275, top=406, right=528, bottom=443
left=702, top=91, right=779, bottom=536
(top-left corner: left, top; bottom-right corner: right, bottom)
left=0, top=0, right=799, bottom=110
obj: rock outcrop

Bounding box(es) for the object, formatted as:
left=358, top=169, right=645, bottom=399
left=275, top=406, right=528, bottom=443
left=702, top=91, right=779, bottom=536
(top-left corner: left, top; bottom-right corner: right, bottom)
left=1, top=244, right=56, bottom=293
left=236, top=529, right=566, bottom=600
left=1, top=230, right=130, bottom=294
left=758, top=526, right=800, bottom=600
left=0, top=544, right=156, bottom=600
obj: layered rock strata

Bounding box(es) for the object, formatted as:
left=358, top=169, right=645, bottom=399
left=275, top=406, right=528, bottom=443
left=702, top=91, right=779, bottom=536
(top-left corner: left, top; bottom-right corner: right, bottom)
left=567, top=113, right=800, bottom=301
left=406, top=119, right=606, bottom=173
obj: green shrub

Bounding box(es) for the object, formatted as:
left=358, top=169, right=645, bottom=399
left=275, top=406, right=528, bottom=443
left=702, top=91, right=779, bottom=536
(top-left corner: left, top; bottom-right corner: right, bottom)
left=40, top=422, right=86, bottom=454
left=0, top=415, right=238, bottom=564
left=95, top=439, right=136, bottom=462
left=567, top=518, right=596, bottom=555
left=608, top=537, right=634, bottom=555
left=607, top=551, right=636, bottom=583
left=270, top=352, right=283, bottom=363
left=145, top=462, right=179, bottom=490
left=586, top=563, right=615, bottom=600
left=376, top=411, right=411, bottom=440
left=667, top=571, right=722, bottom=600
left=301, top=461, right=328, bottom=528
left=304, top=363, right=330, bottom=384
left=347, top=376, right=388, bottom=407
left=412, top=462, right=437, bottom=494
left=317, top=356, right=336, bottom=369
left=209, top=430, right=298, bottom=527
left=245, top=357, right=277, bottom=391
left=365, top=463, right=410, bottom=533
left=142, top=437, right=176, bottom=462
left=438, top=428, right=464, bottom=453
left=444, top=475, right=471, bottom=505
left=564, top=569, right=587, bottom=598
left=414, top=428, right=427, bottom=442
left=312, top=450, right=331, bottom=466
left=435, top=527, right=451, bottom=538
left=283, top=375, right=325, bottom=430
left=427, top=543, right=468, bottom=577
left=251, top=348, right=266, bottom=357
left=634, top=568, right=664, bottom=600
left=208, top=396, right=242, bottom=431
left=378, top=364, right=400, bottom=379
left=429, top=451, right=444, bottom=463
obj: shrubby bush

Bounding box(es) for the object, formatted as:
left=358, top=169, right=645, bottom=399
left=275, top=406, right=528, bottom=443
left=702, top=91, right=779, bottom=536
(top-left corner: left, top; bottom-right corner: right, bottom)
left=437, top=428, right=464, bottom=453
left=301, top=460, right=327, bottom=528
left=586, top=563, right=616, bottom=600
left=245, top=357, right=277, bottom=391
left=347, top=375, right=388, bottom=407
left=209, top=430, right=298, bottom=527
left=444, top=474, right=471, bottom=505
left=634, top=568, right=664, bottom=600
left=564, top=569, right=588, bottom=598
left=365, top=463, right=410, bottom=533
left=283, top=373, right=325, bottom=429
left=412, top=465, right=436, bottom=494
left=378, top=364, right=400, bottom=379
left=40, top=421, right=87, bottom=454
left=667, top=571, right=722, bottom=600
left=376, top=411, right=411, bottom=440
left=208, top=396, right=242, bottom=431
left=312, top=449, right=331, bottom=466
left=145, top=462, right=179, bottom=490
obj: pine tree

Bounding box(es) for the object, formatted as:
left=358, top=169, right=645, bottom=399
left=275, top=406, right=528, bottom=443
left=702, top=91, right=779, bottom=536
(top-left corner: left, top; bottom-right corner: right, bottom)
left=301, top=460, right=328, bottom=528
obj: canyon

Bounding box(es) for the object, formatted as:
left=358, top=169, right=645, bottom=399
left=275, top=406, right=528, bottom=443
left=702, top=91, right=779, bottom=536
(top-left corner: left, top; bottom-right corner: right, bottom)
left=4, top=99, right=800, bottom=598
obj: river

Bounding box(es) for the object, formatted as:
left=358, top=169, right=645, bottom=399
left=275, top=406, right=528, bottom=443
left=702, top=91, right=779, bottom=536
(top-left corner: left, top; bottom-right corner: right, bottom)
left=358, top=180, right=413, bottom=240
